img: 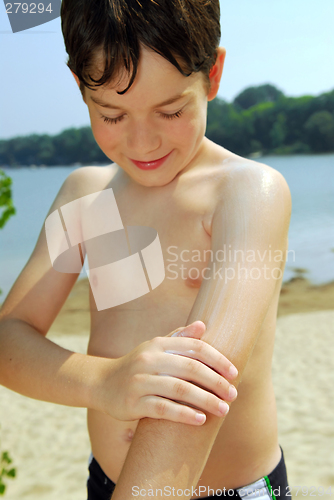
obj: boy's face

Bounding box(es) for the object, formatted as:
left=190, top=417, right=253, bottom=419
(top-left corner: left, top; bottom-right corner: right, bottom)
left=78, top=46, right=225, bottom=187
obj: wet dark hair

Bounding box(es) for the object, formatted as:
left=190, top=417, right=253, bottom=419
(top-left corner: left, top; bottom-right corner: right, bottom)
left=61, top=0, right=221, bottom=95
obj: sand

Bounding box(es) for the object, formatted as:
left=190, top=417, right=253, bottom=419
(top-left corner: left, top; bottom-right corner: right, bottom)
left=0, top=278, right=333, bottom=498
left=273, top=310, right=334, bottom=489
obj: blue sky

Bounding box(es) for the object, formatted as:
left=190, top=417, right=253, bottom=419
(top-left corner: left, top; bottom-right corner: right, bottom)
left=0, top=0, right=333, bottom=139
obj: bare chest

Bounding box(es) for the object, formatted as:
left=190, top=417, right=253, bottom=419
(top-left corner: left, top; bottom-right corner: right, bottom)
left=85, top=169, right=217, bottom=358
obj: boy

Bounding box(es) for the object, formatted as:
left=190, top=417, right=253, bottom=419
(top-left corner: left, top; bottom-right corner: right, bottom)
left=0, top=0, right=291, bottom=498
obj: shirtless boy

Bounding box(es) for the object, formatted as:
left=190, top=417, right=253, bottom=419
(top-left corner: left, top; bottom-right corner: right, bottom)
left=0, top=0, right=292, bottom=499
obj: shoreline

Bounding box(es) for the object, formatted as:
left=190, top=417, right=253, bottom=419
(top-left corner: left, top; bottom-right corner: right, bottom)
left=278, top=276, right=334, bottom=316
left=1, top=151, right=334, bottom=170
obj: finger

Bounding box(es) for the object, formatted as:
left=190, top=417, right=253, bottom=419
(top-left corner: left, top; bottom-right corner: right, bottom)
left=156, top=355, right=237, bottom=402
left=166, top=321, right=206, bottom=338
left=140, top=395, right=207, bottom=425
left=146, top=376, right=230, bottom=418
left=177, top=320, right=206, bottom=337
left=162, top=337, right=238, bottom=381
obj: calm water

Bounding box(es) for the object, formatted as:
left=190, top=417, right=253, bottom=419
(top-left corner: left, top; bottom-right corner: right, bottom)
left=0, top=154, right=333, bottom=301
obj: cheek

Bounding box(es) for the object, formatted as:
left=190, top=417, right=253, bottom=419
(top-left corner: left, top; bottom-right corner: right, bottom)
left=171, top=115, right=204, bottom=145
left=91, top=119, right=119, bottom=151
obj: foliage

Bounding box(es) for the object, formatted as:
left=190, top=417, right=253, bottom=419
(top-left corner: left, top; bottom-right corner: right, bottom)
left=0, top=176, right=17, bottom=497
left=0, top=86, right=334, bottom=165
left=0, top=127, right=108, bottom=167
left=0, top=451, right=16, bottom=496
left=207, top=87, right=334, bottom=156
left=0, top=427, right=17, bottom=496
left=233, top=84, right=285, bottom=111
left=304, top=111, right=334, bottom=152
left=0, top=169, right=16, bottom=296
left=0, top=170, right=16, bottom=230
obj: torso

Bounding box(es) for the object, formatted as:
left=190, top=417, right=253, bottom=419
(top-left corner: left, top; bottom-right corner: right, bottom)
left=83, top=140, right=282, bottom=496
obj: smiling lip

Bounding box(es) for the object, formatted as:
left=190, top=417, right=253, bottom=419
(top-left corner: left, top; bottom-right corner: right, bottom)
left=129, top=151, right=173, bottom=170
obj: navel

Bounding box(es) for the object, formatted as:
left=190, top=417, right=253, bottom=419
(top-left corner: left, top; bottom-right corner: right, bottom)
left=123, top=428, right=134, bottom=442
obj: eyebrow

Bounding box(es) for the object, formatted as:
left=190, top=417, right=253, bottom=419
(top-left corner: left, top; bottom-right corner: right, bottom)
left=89, top=93, right=189, bottom=110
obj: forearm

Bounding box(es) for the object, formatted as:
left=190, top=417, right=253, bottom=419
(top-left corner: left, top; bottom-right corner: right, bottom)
left=0, top=317, right=108, bottom=409
left=111, top=276, right=276, bottom=499
left=113, top=414, right=224, bottom=500
left=112, top=168, right=290, bottom=498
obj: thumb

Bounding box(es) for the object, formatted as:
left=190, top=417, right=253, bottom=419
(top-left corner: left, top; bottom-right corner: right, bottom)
left=167, top=321, right=206, bottom=338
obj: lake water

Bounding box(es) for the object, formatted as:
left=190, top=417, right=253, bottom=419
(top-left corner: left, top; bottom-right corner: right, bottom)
left=0, top=154, right=333, bottom=301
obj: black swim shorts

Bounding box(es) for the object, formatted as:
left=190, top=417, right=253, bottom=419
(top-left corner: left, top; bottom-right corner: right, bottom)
left=87, top=446, right=290, bottom=500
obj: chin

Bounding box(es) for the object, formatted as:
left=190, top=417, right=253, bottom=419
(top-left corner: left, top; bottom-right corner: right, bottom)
left=137, top=172, right=177, bottom=188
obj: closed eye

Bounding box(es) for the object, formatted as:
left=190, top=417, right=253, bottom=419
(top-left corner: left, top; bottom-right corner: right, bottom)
left=160, top=110, right=184, bottom=120
left=102, top=115, right=125, bottom=125
left=101, top=109, right=183, bottom=125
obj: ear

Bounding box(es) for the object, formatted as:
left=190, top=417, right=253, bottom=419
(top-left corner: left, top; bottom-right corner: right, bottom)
left=207, top=47, right=226, bottom=102
left=71, top=70, right=81, bottom=88
left=71, top=70, right=87, bottom=103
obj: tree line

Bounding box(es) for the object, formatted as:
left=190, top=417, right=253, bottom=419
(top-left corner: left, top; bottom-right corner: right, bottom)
left=1, top=84, right=333, bottom=167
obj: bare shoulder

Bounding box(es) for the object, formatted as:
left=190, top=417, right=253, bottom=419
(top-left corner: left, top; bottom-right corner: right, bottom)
left=206, top=150, right=292, bottom=240
left=206, top=151, right=292, bottom=256
left=214, top=153, right=291, bottom=210
left=64, top=164, right=118, bottom=199
left=0, top=163, right=118, bottom=330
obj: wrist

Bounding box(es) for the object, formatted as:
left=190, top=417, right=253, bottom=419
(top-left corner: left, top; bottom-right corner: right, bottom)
left=86, top=354, right=118, bottom=413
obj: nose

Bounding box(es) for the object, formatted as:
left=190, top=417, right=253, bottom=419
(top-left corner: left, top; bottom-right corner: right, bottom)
left=126, top=117, right=161, bottom=158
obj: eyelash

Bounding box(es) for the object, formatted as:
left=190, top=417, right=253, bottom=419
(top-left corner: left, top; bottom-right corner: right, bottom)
left=161, top=110, right=183, bottom=120
left=102, top=110, right=183, bottom=125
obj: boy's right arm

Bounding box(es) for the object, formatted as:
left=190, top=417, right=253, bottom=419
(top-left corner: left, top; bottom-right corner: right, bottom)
left=0, top=167, right=107, bottom=409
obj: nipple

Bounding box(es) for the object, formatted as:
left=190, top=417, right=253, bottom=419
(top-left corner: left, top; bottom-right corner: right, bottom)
left=185, top=276, right=202, bottom=288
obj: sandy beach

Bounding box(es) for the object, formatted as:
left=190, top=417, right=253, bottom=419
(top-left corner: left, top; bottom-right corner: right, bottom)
left=0, top=277, right=333, bottom=498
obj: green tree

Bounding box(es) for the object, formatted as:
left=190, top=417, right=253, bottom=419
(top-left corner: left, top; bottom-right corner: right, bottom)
left=36, top=135, right=55, bottom=165
left=270, top=112, right=288, bottom=149
left=0, top=87, right=334, bottom=164
left=233, top=84, right=284, bottom=111
left=243, top=101, right=277, bottom=153
left=304, top=111, right=334, bottom=152
left=206, top=99, right=254, bottom=155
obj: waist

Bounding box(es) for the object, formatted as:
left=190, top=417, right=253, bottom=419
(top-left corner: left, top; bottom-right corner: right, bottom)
left=87, top=396, right=279, bottom=488
left=87, top=445, right=288, bottom=499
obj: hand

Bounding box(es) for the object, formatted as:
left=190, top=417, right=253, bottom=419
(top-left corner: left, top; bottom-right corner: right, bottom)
left=94, top=321, right=238, bottom=425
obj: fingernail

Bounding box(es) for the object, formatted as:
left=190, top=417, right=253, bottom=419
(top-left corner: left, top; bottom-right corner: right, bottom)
left=229, top=385, right=237, bottom=399
left=219, top=401, right=229, bottom=415
left=196, top=413, right=206, bottom=423
left=229, top=365, right=238, bottom=377
left=172, top=330, right=185, bottom=337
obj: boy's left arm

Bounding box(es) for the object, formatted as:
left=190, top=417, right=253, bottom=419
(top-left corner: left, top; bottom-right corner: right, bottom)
left=112, top=165, right=292, bottom=500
